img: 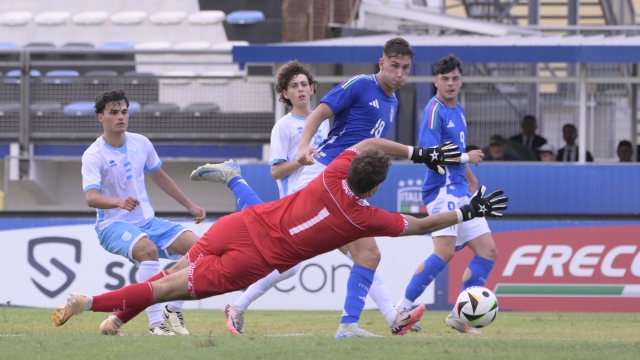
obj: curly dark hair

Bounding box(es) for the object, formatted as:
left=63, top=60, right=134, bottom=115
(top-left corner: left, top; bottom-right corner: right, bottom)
left=347, top=148, right=391, bottom=195
left=94, top=90, right=129, bottom=114
left=383, top=37, right=415, bottom=60
left=434, top=54, right=463, bottom=76
left=274, top=60, right=317, bottom=107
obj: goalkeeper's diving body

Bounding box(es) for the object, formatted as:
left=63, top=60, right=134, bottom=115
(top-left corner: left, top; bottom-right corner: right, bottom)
left=52, top=138, right=508, bottom=336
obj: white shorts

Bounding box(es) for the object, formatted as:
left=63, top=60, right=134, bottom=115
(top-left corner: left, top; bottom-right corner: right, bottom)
left=292, top=161, right=327, bottom=193
left=426, top=192, right=491, bottom=248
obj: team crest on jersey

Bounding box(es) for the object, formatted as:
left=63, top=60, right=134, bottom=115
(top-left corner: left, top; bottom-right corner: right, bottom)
left=390, top=106, right=395, bottom=123
left=397, top=178, right=427, bottom=213
left=131, top=147, right=140, bottom=158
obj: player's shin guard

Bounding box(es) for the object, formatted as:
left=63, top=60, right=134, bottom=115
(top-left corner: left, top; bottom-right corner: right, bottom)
left=340, top=264, right=374, bottom=324
left=460, top=256, right=494, bottom=291
left=228, top=177, right=264, bottom=211
left=397, top=254, right=447, bottom=310
left=112, top=270, right=169, bottom=324
left=234, top=264, right=302, bottom=312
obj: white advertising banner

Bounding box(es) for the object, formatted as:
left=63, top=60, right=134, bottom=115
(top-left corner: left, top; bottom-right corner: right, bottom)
left=0, top=221, right=435, bottom=310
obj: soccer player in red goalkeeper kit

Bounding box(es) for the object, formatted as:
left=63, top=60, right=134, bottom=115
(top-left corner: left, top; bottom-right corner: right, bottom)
left=53, top=138, right=508, bottom=337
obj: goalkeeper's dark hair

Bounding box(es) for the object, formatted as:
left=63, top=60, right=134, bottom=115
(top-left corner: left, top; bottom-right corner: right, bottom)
left=434, top=54, right=463, bottom=76
left=94, top=90, right=129, bottom=114
left=274, top=60, right=317, bottom=107
left=347, top=148, right=391, bottom=195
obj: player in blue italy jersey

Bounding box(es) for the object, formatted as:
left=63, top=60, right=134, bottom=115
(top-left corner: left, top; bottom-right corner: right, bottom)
left=294, top=38, right=421, bottom=338
left=394, top=54, right=500, bottom=334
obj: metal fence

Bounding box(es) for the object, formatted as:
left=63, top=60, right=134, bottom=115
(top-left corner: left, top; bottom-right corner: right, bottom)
left=1, top=50, right=638, bottom=161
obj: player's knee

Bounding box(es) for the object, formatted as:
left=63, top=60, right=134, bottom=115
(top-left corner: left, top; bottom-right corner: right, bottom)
left=132, top=240, right=159, bottom=262
left=437, top=250, right=455, bottom=263
left=485, top=247, right=498, bottom=262
left=352, top=246, right=381, bottom=269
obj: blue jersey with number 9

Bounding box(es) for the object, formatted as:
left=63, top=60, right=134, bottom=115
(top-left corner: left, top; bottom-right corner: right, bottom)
left=315, top=74, right=398, bottom=166
left=419, top=96, right=472, bottom=204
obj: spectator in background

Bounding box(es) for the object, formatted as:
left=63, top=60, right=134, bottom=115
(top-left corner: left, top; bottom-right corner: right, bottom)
left=538, top=143, right=556, bottom=162
left=556, top=123, right=593, bottom=162
left=510, top=115, right=548, bottom=150
left=484, top=134, right=518, bottom=161
left=617, top=140, right=633, bottom=162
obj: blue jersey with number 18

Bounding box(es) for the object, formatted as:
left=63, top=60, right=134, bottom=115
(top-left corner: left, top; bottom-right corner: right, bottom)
left=315, top=74, right=398, bottom=166
left=419, top=96, right=472, bottom=204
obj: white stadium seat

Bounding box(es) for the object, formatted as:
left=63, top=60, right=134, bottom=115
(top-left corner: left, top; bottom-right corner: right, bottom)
left=173, top=41, right=211, bottom=50
left=149, top=11, right=186, bottom=25
left=0, top=11, right=33, bottom=26
left=110, top=11, right=147, bottom=25
left=34, top=11, right=70, bottom=26
left=134, top=41, right=172, bottom=50
left=199, top=70, right=237, bottom=85
left=160, top=70, right=196, bottom=85
left=72, top=11, right=109, bottom=25
left=211, top=41, right=249, bottom=52
left=187, top=10, right=225, bottom=25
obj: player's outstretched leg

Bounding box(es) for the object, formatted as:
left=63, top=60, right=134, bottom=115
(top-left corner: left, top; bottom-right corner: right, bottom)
left=52, top=293, right=92, bottom=327
left=390, top=304, right=426, bottom=336
left=100, top=315, right=124, bottom=336
left=162, top=303, right=189, bottom=335
left=190, top=160, right=241, bottom=184
left=222, top=304, right=245, bottom=334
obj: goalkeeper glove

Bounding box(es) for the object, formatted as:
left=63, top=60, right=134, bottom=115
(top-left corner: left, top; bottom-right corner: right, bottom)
left=411, top=141, right=461, bottom=175
left=458, top=186, right=508, bottom=222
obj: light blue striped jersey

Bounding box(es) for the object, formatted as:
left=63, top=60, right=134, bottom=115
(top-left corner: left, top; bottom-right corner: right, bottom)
left=315, top=74, right=398, bottom=166
left=419, top=96, right=471, bottom=204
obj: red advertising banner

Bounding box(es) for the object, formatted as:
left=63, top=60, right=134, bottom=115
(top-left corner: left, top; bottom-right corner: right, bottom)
left=448, top=225, right=640, bottom=312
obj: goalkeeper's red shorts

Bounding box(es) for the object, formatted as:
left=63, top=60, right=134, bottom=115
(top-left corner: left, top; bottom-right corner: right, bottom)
left=185, top=213, right=273, bottom=300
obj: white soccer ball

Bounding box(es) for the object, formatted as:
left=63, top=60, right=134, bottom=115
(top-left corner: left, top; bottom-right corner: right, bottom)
left=455, top=286, right=499, bottom=329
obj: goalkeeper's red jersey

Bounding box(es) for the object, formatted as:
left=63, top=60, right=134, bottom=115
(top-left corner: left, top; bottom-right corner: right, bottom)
left=241, top=148, right=408, bottom=273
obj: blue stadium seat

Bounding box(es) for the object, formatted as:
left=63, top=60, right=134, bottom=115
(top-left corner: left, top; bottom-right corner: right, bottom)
left=0, top=42, right=19, bottom=50
left=226, top=10, right=265, bottom=25
left=63, top=102, right=95, bottom=116
left=97, top=41, right=134, bottom=50
left=128, top=101, right=141, bottom=115
left=43, top=70, right=79, bottom=84
left=4, top=69, right=41, bottom=84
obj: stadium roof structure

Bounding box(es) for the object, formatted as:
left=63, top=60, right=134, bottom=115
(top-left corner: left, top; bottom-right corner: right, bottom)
left=232, top=33, right=640, bottom=66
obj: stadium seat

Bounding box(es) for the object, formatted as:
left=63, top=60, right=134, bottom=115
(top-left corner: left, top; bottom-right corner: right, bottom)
left=0, top=42, right=19, bottom=50
left=0, top=102, right=21, bottom=117
left=34, top=11, right=70, bottom=26
left=141, top=102, right=180, bottom=117
left=110, top=11, right=147, bottom=25
left=63, top=102, right=95, bottom=116
left=4, top=69, right=41, bottom=84
left=61, top=42, right=95, bottom=50
left=24, top=42, right=56, bottom=49
left=30, top=101, right=62, bottom=116
left=149, top=11, right=186, bottom=25
left=43, top=70, right=79, bottom=84
left=0, top=11, right=33, bottom=26
left=226, top=10, right=265, bottom=25
left=72, top=11, right=109, bottom=25
left=135, top=41, right=172, bottom=50
left=199, top=70, right=237, bottom=85
left=97, top=41, right=134, bottom=50
left=173, top=41, right=211, bottom=50
left=211, top=41, right=249, bottom=51
left=187, top=11, right=225, bottom=25
left=128, top=101, right=141, bottom=115
left=84, top=70, right=118, bottom=86
left=160, top=70, right=195, bottom=85
left=183, top=102, right=220, bottom=117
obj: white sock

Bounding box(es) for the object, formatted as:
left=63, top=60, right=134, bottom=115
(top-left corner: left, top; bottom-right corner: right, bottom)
left=167, top=301, right=184, bottom=313
left=137, top=261, right=164, bottom=329
left=368, top=272, right=397, bottom=326
left=396, top=297, right=414, bottom=312
left=233, top=263, right=302, bottom=312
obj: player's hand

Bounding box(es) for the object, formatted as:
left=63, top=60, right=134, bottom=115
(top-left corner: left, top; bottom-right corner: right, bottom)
left=411, top=141, right=461, bottom=175
left=458, top=186, right=508, bottom=221
left=118, top=196, right=140, bottom=212
left=189, top=205, right=206, bottom=224
left=296, top=145, right=319, bottom=166
left=467, top=150, right=485, bottom=165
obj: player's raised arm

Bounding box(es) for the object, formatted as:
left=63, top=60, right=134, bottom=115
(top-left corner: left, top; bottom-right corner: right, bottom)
left=402, top=186, right=508, bottom=236
left=296, top=103, right=334, bottom=165
left=351, top=138, right=461, bottom=174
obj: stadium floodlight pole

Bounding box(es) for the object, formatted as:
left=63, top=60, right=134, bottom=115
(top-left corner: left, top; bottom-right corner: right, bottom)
left=578, top=63, right=587, bottom=164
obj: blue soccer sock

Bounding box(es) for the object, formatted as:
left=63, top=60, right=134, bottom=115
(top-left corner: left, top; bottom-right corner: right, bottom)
left=340, top=264, right=375, bottom=324
left=397, top=254, right=447, bottom=309
left=461, top=256, right=494, bottom=292
left=227, top=176, right=263, bottom=211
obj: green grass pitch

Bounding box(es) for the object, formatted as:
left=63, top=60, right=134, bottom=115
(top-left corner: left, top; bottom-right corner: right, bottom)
left=1, top=307, right=639, bottom=359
